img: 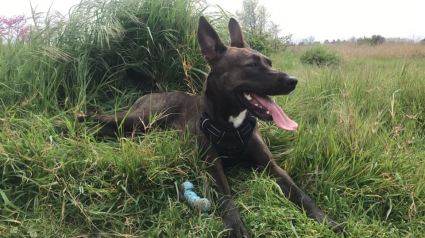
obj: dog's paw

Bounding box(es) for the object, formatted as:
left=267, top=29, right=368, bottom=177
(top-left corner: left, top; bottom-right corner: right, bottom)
left=224, top=217, right=250, bottom=238
left=328, top=220, right=347, bottom=237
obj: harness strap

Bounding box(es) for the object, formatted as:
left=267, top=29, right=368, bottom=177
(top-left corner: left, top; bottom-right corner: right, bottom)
left=200, top=110, right=256, bottom=160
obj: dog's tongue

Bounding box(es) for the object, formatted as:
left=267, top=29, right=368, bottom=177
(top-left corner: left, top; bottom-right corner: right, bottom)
left=251, top=94, right=298, bottom=131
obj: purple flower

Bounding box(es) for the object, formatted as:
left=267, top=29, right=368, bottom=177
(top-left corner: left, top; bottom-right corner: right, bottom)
left=0, top=15, right=30, bottom=42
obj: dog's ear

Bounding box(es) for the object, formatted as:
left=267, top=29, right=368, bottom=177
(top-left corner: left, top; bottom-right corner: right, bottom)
left=198, top=16, right=227, bottom=63
left=228, top=18, right=245, bottom=48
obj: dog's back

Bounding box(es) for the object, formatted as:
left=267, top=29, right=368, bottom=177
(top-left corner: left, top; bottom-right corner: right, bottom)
left=80, top=92, right=202, bottom=136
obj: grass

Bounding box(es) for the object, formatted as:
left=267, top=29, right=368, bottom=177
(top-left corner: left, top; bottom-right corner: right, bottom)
left=293, top=42, right=425, bottom=59
left=1, top=0, right=425, bottom=237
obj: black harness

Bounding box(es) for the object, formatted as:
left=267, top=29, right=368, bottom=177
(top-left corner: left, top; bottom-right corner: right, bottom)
left=200, top=110, right=257, bottom=167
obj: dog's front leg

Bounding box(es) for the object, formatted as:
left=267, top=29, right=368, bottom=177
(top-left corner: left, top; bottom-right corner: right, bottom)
left=246, top=131, right=344, bottom=234
left=204, top=148, right=250, bottom=238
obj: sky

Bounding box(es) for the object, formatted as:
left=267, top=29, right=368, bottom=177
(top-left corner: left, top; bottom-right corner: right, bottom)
left=1, top=0, right=424, bottom=42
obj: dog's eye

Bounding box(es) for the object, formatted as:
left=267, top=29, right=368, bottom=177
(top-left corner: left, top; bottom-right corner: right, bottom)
left=247, top=63, right=258, bottom=67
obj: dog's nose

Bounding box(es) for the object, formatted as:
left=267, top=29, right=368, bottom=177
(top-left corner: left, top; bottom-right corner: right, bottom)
left=284, top=76, right=298, bottom=87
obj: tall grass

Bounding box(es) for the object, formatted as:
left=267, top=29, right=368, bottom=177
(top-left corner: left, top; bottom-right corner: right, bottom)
left=1, top=0, right=213, bottom=115
left=293, top=42, right=425, bottom=59
left=272, top=52, right=425, bottom=236
left=1, top=0, right=425, bottom=237
left=333, top=42, right=425, bottom=59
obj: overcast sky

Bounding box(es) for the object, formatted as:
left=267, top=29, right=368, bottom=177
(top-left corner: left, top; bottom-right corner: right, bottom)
left=1, top=0, right=424, bottom=42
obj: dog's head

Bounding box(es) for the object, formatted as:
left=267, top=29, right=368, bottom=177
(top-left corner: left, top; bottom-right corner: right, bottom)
left=198, top=16, right=298, bottom=131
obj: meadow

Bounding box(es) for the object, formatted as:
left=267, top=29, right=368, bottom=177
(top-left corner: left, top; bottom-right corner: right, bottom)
left=1, top=0, right=424, bottom=237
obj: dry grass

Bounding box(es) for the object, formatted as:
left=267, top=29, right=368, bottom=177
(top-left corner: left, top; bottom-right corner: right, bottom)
left=291, top=42, right=425, bottom=59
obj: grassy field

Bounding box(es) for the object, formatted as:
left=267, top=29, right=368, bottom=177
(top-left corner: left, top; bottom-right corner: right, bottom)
left=1, top=1, right=425, bottom=237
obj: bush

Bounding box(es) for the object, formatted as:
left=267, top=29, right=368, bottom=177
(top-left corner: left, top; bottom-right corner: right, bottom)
left=300, top=46, right=342, bottom=66
left=0, top=0, right=216, bottom=112
left=357, top=35, right=385, bottom=46
left=371, top=35, right=385, bottom=45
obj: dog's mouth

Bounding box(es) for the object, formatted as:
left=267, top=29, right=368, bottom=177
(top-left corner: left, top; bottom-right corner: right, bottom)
left=238, top=91, right=298, bottom=131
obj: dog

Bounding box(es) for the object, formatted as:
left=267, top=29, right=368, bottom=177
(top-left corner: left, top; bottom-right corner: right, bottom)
left=79, top=16, right=344, bottom=237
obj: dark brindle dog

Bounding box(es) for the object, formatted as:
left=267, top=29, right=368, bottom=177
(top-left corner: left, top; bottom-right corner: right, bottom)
left=80, top=16, right=343, bottom=237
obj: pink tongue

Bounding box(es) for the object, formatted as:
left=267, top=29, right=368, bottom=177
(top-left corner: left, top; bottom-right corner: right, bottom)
left=251, top=94, right=298, bottom=131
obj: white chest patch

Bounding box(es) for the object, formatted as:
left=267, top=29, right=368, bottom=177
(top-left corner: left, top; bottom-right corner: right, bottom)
left=229, top=110, right=247, bottom=128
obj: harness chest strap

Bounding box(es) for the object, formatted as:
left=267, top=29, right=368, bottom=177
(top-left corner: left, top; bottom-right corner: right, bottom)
left=200, top=110, right=257, bottom=158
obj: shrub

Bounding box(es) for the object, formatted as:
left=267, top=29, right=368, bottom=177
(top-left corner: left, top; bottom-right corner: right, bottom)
left=371, top=35, right=385, bottom=45
left=300, top=46, right=342, bottom=66
left=357, top=35, right=386, bottom=46
left=1, top=0, right=216, bottom=111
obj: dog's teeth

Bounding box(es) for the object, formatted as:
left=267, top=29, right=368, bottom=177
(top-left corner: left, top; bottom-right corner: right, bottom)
left=244, top=93, right=252, bottom=101
left=266, top=111, right=270, bottom=114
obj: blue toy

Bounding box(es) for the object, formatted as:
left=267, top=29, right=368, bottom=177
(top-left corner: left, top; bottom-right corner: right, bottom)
left=180, top=181, right=211, bottom=213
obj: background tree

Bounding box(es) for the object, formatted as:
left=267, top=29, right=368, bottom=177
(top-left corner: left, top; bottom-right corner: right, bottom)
left=268, top=21, right=280, bottom=49
left=236, top=0, right=291, bottom=53
left=236, top=0, right=271, bottom=34
left=301, top=36, right=315, bottom=45
left=348, top=36, right=357, bottom=42
left=256, top=5, right=269, bottom=34
left=357, top=35, right=386, bottom=45
left=371, top=35, right=385, bottom=45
